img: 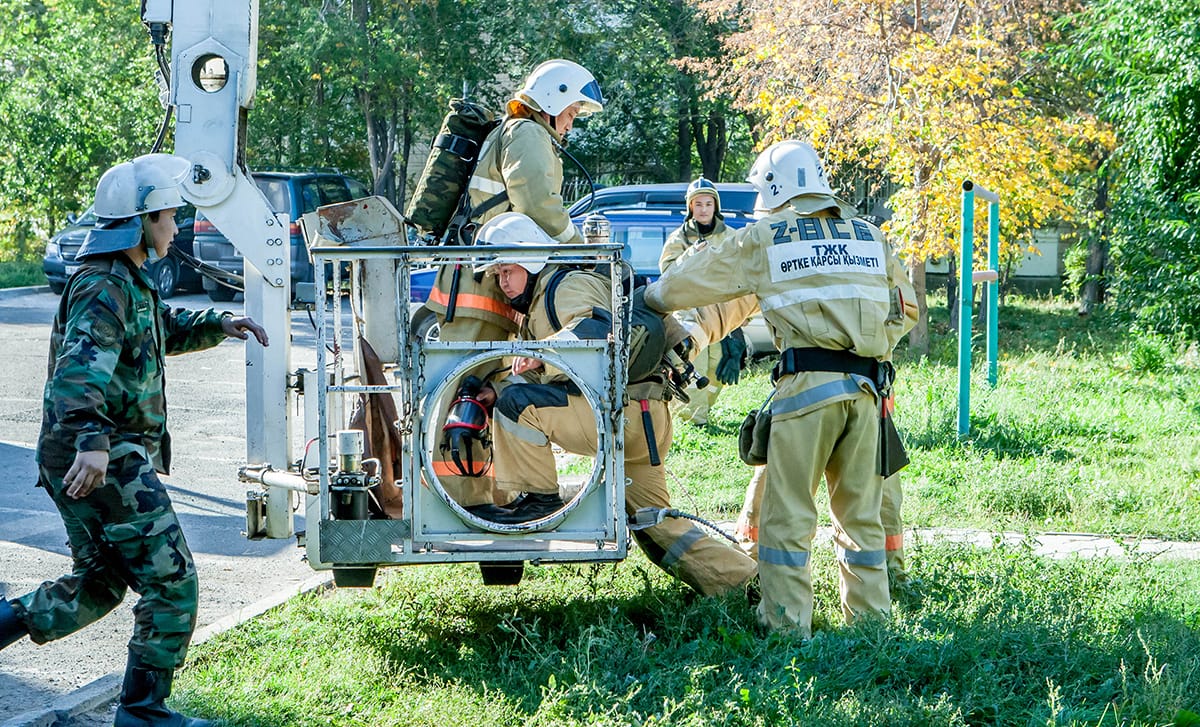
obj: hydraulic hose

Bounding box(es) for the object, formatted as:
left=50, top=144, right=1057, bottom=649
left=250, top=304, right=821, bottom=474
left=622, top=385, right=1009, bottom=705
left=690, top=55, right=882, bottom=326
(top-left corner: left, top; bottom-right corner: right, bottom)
left=628, top=507, right=739, bottom=545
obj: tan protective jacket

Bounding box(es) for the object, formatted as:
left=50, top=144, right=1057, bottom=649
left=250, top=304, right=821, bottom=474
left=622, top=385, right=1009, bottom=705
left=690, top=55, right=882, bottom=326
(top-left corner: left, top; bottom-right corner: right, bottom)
left=646, top=195, right=918, bottom=418
left=660, top=217, right=760, bottom=351
left=517, top=268, right=612, bottom=388
left=426, top=111, right=582, bottom=334
left=660, top=217, right=731, bottom=270
left=521, top=268, right=610, bottom=342
left=468, top=114, right=582, bottom=244
left=509, top=267, right=668, bottom=400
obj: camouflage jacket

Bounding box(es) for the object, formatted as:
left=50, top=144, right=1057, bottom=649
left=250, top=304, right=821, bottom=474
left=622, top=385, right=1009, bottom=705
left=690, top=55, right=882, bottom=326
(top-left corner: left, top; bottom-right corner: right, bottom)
left=37, top=255, right=231, bottom=475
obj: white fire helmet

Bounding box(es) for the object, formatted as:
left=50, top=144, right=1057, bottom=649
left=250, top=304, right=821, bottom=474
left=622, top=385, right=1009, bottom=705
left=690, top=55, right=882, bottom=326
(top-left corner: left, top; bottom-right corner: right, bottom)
left=78, top=154, right=191, bottom=259
left=516, top=60, right=605, bottom=117
left=93, top=153, right=191, bottom=219
left=746, top=141, right=833, bottom=210
left=474, top=212, right=558, bottom=274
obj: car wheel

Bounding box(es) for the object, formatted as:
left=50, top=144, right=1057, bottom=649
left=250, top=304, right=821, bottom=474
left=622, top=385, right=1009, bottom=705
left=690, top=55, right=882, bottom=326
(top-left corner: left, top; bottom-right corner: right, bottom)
left=412, top=310, right=441, bottom=343
left=206, top=284, right=238, bottom=303
left=48, top=280, right=65, bottom=295
left=153, top=258, right=179, bottom=299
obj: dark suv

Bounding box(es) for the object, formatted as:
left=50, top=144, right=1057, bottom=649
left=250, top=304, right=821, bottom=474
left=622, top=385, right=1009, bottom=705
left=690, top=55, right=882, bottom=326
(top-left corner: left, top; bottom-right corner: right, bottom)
left=192, top=170, right=370, bottom=302
left=43, top=204, right=201, bottom=298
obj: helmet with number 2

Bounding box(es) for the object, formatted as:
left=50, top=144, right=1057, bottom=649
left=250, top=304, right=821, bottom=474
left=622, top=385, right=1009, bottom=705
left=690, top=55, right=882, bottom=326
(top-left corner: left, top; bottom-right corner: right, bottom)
left=746, top=141, right=833, bottom=210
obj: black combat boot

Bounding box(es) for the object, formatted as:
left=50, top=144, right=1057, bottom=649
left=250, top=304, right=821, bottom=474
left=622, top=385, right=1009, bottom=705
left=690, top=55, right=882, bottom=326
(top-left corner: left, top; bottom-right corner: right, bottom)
left=0, top=597, right=29, bottom=650
left=114, top=650, right=215, bottom=727
left=463, top=503, right=514, bottom=521
left=490, top=492, right=565, bottom=524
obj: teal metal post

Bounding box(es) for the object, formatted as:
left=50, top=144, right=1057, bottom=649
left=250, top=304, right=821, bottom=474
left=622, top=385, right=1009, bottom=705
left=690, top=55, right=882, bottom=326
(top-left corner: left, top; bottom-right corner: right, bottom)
left=958, top=184, right=975, bottom=437
left=987, top=200, right=1000, bottom=387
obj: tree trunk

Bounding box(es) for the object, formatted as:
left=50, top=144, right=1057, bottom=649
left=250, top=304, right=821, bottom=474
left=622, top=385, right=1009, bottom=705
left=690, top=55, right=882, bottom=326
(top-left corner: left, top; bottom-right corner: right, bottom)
left=906, top=158, right=936, bottom=357
left=692, top=109, right=727, bottom=181
left=907, top=259, right=929, bottom=357
left=398, top=92, right=413, bottom=209
left=676, top=77, right=693, bottom=182
left=1079, top=162, right=1110, bottom=316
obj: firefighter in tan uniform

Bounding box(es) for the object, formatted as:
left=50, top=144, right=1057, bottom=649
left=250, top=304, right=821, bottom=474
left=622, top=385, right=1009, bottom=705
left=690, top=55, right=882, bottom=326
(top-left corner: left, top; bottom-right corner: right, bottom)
left=424, top=60, right=604, bottom=519
left=728, top=203, right=908, bottom=582
left=644, top=141, right=918, bottom=635
left=468, top=213, right=758, bottom=596
left=659, top=178, right=746, bottom=426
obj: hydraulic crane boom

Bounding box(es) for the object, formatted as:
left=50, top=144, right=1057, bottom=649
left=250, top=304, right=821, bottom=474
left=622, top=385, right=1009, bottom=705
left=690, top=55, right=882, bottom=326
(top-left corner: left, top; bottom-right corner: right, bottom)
left=140, top=0, right=294, bottom=538
left=136, top=0, right=636, bottom=588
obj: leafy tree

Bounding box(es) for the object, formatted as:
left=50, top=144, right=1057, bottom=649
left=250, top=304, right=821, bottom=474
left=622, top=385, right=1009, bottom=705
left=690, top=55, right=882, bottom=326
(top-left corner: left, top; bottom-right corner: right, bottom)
left=694, top=0, right=1110, bottom=353
left=0, top=0, right=159, bottom=261
left=0, top=0, right=758, bottom=256
left=570, top=0, right=755, bottom=187
left=251, top=0, right=512, bottom=206
left=1059, top=0, right=1200, bottom=340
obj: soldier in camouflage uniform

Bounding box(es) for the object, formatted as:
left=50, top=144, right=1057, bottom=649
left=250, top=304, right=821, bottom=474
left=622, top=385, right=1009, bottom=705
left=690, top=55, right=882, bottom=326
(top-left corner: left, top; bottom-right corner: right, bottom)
left=0, top=154, right=268, bottom=727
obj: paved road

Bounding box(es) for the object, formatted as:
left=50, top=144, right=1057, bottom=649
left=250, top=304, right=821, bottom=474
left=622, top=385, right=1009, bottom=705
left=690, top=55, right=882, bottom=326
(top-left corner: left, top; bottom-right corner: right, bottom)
left=0, top=288, right=324, bottom=721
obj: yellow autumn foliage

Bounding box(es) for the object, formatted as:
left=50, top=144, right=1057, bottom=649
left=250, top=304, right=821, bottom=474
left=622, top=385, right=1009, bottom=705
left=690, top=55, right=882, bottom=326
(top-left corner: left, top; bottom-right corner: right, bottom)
left=696, top=0, right=1114, bottom=268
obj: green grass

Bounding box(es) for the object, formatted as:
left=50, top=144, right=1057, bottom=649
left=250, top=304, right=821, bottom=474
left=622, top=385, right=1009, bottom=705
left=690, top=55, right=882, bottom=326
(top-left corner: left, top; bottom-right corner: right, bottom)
left=895, top=297, right=1200, bottom=540
left=176, top=548, right=1200, bottom=726
left=174, top=294, right=1200, bottom=725
left=0, top=260, right=44, bottom=288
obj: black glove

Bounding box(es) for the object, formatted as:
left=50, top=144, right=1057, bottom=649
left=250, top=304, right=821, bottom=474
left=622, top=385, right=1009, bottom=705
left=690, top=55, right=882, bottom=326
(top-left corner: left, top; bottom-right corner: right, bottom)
left=715, top=329, right=748, bottom=385
left=630, top=285, right=666, bottom=315
left=630, top=286, right=648, bottom=313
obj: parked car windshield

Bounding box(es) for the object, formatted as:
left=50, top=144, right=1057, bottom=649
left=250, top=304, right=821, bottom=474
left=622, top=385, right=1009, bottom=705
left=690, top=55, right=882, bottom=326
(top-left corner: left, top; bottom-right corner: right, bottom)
left=74, top=206, right=99, bottom=226
left=615, top=222, right=672, bottom=273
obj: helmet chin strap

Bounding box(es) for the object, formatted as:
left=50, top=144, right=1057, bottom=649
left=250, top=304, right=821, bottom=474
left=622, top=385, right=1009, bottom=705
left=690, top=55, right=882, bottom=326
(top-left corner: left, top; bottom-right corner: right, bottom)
left=507, top=271, right=540, bottom=314
left=539, top=111, right=570, bottom=145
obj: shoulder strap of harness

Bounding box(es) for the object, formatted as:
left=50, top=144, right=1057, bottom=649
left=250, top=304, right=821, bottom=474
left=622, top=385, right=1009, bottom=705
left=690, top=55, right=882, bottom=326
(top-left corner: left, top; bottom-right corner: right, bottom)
left=542, top=266, right=576, bottom=332
left=470, top=190, right=510, bottom=221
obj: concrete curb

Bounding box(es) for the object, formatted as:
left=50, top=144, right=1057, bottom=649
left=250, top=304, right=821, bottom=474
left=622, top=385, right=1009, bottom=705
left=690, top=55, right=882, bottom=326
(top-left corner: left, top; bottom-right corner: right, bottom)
left=0, top=572, right=333, bottom=727
left=0, top=286, right=49, bottom=301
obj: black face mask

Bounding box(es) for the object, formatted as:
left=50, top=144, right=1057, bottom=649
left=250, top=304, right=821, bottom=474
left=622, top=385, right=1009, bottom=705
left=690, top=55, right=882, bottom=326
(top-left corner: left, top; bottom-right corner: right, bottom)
left=507, top=270, right=540, bottom=314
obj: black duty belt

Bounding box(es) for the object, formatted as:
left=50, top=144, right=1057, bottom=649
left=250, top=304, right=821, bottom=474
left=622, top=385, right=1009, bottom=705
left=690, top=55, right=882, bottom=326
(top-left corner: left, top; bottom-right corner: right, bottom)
left=772, top=347, right=879, bottom=383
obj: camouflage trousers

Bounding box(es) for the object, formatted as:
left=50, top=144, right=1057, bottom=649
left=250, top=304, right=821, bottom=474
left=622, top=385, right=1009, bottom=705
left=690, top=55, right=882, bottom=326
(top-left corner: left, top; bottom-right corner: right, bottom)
left=13, top=451, right=199, bottom=670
